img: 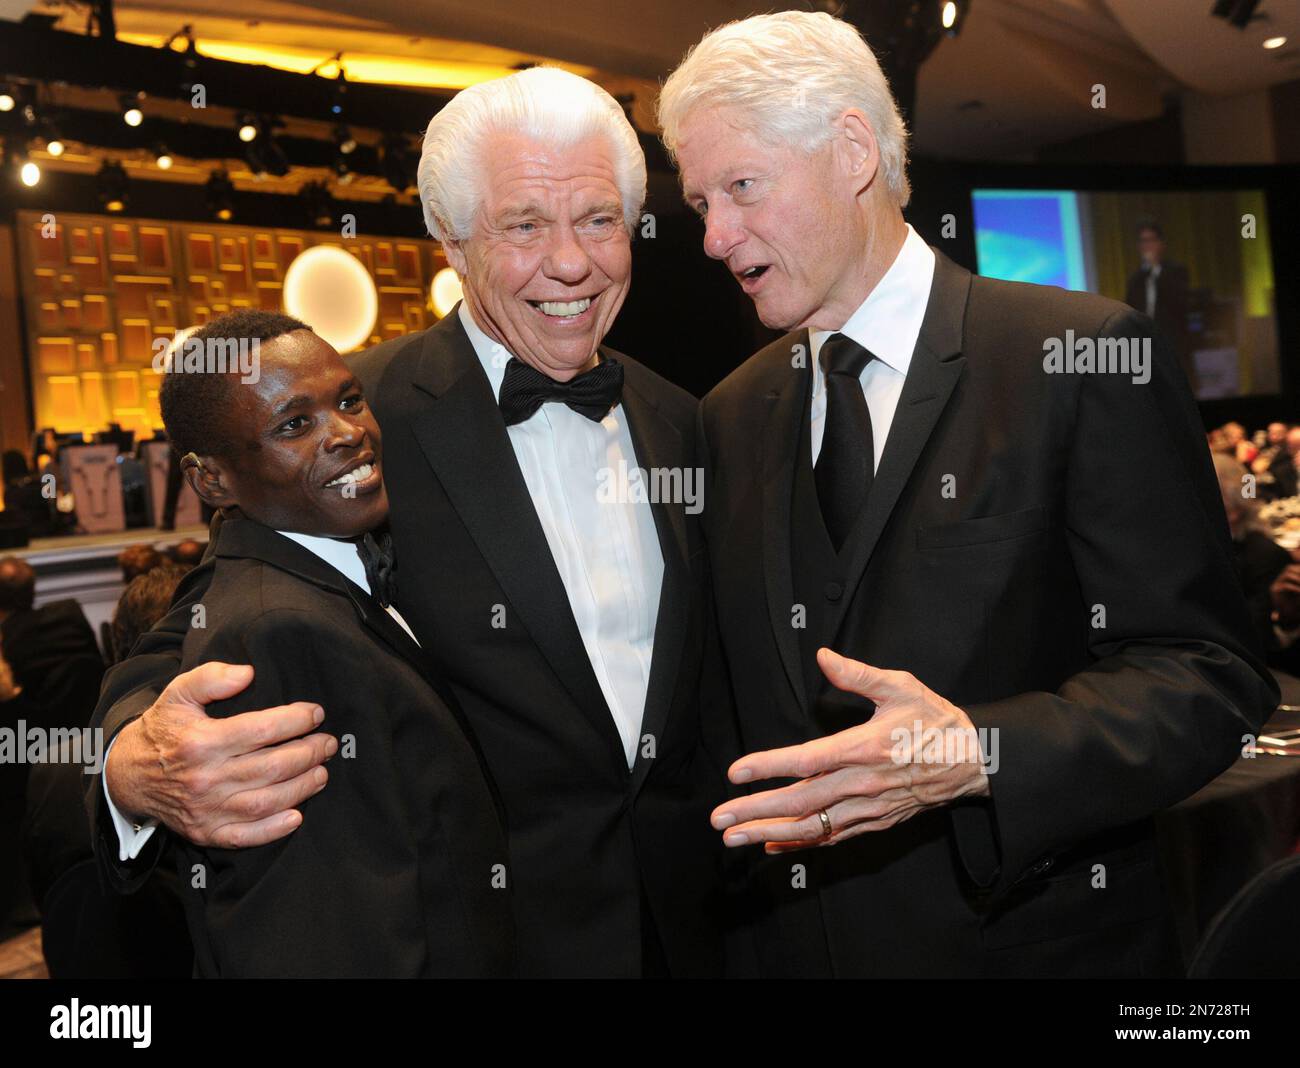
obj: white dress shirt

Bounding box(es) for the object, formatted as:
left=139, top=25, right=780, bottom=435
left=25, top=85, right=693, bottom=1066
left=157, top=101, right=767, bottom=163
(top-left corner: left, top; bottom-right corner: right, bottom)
left=105, top=529, right=419, bottom=861
left=1144, top=262, right=1162, bottom=319
left=459, top=302, right=663, bottom=768
left=809, top=224, right=936, bottom=470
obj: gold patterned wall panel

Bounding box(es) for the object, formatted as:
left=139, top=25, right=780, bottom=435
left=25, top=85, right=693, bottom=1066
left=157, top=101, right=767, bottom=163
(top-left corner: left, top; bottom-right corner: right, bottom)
left=16, top=210, right=446, bottom=435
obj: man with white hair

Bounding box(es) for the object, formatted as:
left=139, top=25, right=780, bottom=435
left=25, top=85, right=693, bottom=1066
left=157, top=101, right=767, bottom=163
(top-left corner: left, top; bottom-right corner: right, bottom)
left=87, top=67, right=733, bottom=978
left=660, top=11, right=1275, bottom=977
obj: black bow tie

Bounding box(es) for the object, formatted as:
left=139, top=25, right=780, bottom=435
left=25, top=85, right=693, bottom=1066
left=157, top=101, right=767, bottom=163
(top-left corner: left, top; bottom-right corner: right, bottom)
left=498, top=356, right=623, bottom=427
left=354, top=529, right=397, bottom=609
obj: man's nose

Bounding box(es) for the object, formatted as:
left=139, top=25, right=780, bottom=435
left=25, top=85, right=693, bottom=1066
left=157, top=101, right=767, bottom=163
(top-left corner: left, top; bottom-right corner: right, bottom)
left=703, top=206, right=743, bottom=261
left=543, top=225, right=592, bottom=283
left=324, top=411, right=364, bottom=448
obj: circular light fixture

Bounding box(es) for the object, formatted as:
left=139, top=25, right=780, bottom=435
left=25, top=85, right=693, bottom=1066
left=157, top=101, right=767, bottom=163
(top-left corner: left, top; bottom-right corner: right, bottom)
left=20, top=159, right=40, bottom=187
left=46, top=138, right=64, bottom=157
left=0, top=90, right=14, bottom=112
left=1263, top=36, right=1287, bottom=50
left=282, top=244, right=378, bottom=353
left=430, top=267, right=463, bottom=318
left=156, top=150, right=173, bottom=170
left=942, top=1, right=958, bottom=30
left=237, top=113, right=259, bottom=142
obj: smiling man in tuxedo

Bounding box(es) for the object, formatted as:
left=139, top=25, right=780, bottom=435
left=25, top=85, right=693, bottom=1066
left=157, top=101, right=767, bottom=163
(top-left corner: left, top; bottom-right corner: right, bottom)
left=89, top=67, right=732, bottom=978
left=659, top=11, right=1276, bottom=977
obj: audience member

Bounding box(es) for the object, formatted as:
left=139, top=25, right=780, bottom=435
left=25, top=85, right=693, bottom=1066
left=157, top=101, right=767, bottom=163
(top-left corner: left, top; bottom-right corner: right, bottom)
left=0, top=557, right=104, bottom=733
left=110, top=563, right=186, bottom=664
left=117, top=543, right=163, bottom=583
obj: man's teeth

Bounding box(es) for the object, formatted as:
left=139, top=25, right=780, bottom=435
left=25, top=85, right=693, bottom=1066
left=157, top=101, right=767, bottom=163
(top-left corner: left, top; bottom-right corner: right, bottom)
left=327, top=462, right=374, bottom=488
left=536, top=297, right=592, bottom=317
left=743, top=266, right=767, bottom=279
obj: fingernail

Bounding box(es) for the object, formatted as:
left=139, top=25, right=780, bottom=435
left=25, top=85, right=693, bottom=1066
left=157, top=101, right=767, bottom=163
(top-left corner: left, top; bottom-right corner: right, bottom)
left=714, top=812, right=736, bottom=829
left=325, top=737, right=338, bottom=757
left=312, top=705, right=325, bottom=725
left=313, top=766, right=327, bottom=786
left=732, top=767, right=753, bottom=783
left=225, top=665, right=249, bottom=681
left=725, top=832, right=749, bottom=847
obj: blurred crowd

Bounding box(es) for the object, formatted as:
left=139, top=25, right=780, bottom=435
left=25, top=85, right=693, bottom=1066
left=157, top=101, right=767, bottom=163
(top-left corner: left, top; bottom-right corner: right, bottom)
left=1209, top=421, right=1300, bottom=680
left=0, top=538, right=205, bottom=975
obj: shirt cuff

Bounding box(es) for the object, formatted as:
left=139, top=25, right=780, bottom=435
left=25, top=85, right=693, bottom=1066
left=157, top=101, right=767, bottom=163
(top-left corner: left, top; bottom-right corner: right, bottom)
left=102, top=734, right=160, bottom=862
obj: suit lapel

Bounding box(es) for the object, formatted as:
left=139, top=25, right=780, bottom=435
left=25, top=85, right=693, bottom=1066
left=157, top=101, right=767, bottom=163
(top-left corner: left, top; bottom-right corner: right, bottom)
left=406, top=316, right=626, bottom=768
left=826, top=251, right=970, bottom=642
left=619, top=371, right=689, bottom=794
left=761, top=339, right=813, bottom=715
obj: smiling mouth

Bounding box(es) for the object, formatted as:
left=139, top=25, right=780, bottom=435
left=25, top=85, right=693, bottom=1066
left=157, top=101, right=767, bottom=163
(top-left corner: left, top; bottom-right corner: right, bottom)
left=737, top=265, right=770, bottom=282
left=323, top=457, right=379, bottom=489
left=526, top=295, right=596, bottom=320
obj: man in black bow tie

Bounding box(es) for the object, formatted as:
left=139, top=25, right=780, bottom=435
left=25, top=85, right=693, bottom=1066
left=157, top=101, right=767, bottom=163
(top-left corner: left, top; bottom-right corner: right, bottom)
left=88, top=68, right=735, bottom=978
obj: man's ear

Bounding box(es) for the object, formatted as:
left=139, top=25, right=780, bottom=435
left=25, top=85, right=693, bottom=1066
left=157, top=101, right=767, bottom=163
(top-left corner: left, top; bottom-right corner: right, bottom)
left=182, top=453, right=236, bottom=510
left=436, top=218, right=469, bottom=277
left=836, top=109, right=881, bottom=197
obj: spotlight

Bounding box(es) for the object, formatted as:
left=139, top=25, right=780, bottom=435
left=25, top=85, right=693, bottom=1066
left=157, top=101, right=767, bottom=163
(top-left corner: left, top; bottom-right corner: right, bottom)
left=236, top=112, right=259, bottom=142
left=121, top=93, right=144, bottom=127
left=242, top=119, right=289, bottom=178
left=0, top=86, right=14, bottom=112
left=95, top=160, right=129, bottom=213
left=1211, top=1, right=1261, bottom=31
left=11, top=143, right=40, bottom=187
left=205, top=168, right=235, bottom=221
left=334, top=123, right=357, bottom=155
left=154, top=143, right=174, bottom=170
left=940, top=0, right=968, bottom=36
left=299, top=180, right=336, bottom=228
left=381, top=132, right=416, bottom=193
left=1263, top=36, right=1287, bottom=49
left=44, top=119, right=65, bottom=157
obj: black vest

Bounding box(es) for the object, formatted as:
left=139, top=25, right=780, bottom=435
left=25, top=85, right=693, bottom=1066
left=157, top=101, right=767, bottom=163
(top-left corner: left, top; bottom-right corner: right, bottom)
left=790, top=368, right=877, bottom=737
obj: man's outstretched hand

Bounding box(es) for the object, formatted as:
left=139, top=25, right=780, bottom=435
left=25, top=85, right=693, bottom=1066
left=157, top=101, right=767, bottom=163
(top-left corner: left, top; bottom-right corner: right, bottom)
left=710, top=648, right=990, bottom=853
left=105, top=662, right=337, bottom=849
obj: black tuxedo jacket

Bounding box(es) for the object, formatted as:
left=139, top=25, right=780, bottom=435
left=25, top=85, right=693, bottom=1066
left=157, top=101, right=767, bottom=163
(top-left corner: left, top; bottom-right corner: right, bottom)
left=88, top=309, right=733, bottom=977
left=169, top=517, right=512, bottom=977
left=700, top=249, right=1277, bottom=977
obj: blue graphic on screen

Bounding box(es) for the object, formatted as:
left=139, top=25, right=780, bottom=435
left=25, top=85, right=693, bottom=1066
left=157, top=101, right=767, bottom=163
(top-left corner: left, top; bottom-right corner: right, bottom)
left=972, top=190, right=1088, bottom=291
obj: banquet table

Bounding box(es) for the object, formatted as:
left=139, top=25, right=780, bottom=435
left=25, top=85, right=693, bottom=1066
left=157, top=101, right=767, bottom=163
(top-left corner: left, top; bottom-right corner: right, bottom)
left=1156, top=672, right=1300, bottom=967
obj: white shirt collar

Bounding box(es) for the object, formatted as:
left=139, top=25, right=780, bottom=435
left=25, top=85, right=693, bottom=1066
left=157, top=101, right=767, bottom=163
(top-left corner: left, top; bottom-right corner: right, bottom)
left=458, top=301, right=512, bottom=402
left=809, top=223, right=936, bottom=377
left=276, top=529, right=370, bottom=596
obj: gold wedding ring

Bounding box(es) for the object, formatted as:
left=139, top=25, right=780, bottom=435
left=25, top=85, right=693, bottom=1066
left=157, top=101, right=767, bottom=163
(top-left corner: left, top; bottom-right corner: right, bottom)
left=818, top=810, right=833, bottom=837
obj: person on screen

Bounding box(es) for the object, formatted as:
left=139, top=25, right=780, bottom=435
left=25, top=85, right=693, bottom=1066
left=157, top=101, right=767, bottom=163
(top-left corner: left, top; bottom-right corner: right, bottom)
left=145, top=310, right=514, bottom=977
left=1125, top=221, right=1192, bottom=388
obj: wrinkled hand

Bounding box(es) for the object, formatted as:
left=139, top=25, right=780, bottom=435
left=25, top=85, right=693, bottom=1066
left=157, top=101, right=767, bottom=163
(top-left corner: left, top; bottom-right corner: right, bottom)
left=711, top=648, right=990, bottom=853
left=106, top=662, right=337, bottom=849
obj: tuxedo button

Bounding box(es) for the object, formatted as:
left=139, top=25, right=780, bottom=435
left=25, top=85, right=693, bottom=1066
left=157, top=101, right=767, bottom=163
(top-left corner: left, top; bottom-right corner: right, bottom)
left=1030, top=857, right=1054, bottom=876
left=824, top=581, right=843, bottom=602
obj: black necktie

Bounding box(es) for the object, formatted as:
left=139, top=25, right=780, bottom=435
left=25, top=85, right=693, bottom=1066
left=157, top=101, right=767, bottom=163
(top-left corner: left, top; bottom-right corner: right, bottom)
left=355, top=529, right=397, bottom=608
left=815, top=333, right=876, bottom=552
left=498, top=356, right=624, bottom=427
